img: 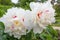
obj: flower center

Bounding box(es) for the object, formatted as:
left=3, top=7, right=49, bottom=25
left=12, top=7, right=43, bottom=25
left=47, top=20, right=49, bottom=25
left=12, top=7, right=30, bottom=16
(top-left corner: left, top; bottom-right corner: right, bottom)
left=13, top=20, right=24, bottom=27
left=34, top=11, right=42, bottom=24
left=14, top=20, right=20, bottom=26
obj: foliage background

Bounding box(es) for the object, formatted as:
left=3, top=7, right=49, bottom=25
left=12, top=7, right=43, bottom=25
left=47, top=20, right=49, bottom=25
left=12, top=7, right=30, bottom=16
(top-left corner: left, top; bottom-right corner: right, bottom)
left=0, top=0, right=60, bottom=40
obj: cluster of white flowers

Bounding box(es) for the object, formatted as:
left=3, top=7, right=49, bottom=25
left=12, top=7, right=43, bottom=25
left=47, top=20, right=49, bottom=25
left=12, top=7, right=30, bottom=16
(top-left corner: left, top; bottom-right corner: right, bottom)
left=0, top=1, right=56, bottom=39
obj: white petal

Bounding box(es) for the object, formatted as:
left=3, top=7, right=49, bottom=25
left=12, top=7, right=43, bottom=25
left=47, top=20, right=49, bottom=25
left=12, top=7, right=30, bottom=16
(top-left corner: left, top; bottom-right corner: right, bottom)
left=11, top=0, right=19, bottom=4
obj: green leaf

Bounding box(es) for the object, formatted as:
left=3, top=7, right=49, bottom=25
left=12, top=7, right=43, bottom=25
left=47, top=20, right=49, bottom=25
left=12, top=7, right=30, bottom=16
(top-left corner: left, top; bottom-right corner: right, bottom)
left=0, top=22, right=5, bottom=30
left=0, top=9, right=5, bottom=17
left=0, top=22, right=5, bottom=35
left=40, top=0, right=48, bottom=3
left=40, top=33, right=47, bottom=40
left=46, top=25, right=58, bottom=37
left=40, top=25, right=58, bottom=40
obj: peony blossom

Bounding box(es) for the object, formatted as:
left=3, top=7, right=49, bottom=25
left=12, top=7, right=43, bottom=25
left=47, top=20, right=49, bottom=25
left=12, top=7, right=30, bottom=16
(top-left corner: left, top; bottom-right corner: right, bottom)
left=30, top=1, right=56, bottom=34
left=0, top=7, right=27, bottom=39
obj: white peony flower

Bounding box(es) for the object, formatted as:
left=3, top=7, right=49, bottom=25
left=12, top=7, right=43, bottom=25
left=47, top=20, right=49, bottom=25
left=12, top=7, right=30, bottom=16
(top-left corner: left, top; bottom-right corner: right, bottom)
left=0, top=7, right=27, bottom=39
left=11, top=0, right=19, bottom=4
left=30, top=1, right=56, bottom=34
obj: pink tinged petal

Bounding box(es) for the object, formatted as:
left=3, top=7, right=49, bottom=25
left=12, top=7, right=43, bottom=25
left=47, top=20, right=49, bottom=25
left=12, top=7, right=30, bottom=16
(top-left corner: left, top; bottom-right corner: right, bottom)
left=11, top=25, right=14, bottom=31
left=22, top=18, right=24, bottom=22
left=37, top=11, right=42, bottom=18
left=45, top=10, right=49, bottom=12
left=12, top=16, right=17, bottom=18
